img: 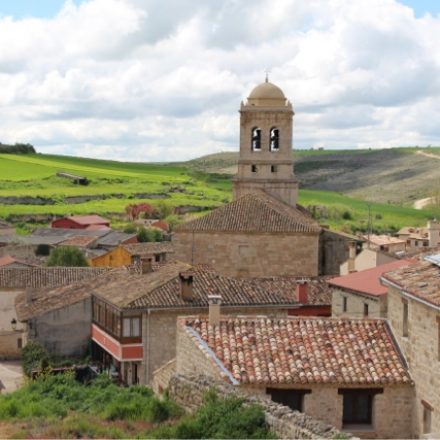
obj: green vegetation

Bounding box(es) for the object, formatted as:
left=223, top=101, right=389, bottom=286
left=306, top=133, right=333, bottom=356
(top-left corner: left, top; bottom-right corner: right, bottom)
left=22, top=342, right=50, bottom=377
left=137, top=227, right=164, bottom=242
left=0, top=143, right=35, bottom=154
left=0, top=374, right=273, bottom=439
left=46, top=246, right=89, bottom=267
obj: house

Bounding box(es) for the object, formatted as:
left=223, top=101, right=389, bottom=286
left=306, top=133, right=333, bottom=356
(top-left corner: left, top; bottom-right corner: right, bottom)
left=14, top=267, right=112, bottom=357
left=361, top=234, right=407, bottom=254
left=135, top=219, right=169, bottom=232
left=381, top=253, right=440, bottom=438
left=175, top=314, right=414, bottom=439
left=330, top=259, right=414, bottom=319
left=90, top=262, right=332, bottom=385
left=397, top=220, right=440, bottom=250
left=0, top=266, right=108, bottom=359
left=340, top=246, right=399, bottom=275
left=88, top=242, right=173, bottom=267
left=93, top=230, right=137, bottom=250
left=51, top=215, right=110, bottom=230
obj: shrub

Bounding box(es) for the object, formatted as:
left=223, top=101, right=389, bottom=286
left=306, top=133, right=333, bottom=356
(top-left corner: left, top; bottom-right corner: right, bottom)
left=46, top=246, right=89, bottom=267
left=137, top=227, right=159, bottom=242
left=342, top=210, right=353, bottom=220
left=123, top=224, right=137, bottom=234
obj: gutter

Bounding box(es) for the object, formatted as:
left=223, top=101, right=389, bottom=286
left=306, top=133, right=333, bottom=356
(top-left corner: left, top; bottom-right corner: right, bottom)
left=380, top=276, right=440, bottom=313
left=186, top=326, right=239, bottom=386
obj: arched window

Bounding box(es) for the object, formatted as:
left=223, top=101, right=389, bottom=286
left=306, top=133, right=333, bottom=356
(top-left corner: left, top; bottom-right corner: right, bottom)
left=270, top=127, right=279, bottom=151
left=251, top=127, right=261, bottom=151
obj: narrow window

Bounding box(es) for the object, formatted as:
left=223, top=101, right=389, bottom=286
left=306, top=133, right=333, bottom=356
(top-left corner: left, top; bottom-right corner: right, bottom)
left=364, top=303, right=369, bottom=317
left=251, top=127, right=261, bottom=151
left=267, top=388, right=310, bottom=412
left=422, top=401, right=433, bottom=434
left=437, top=316, right=440, bottom=361
left=402, top=299, right=409, bottom=337
left=131, top=317, right=140, bottom=337
left=251, top=165, right=258, bottom=173
left=123, top=318, right=131, bottom=337
left=17, top=338, right=22, bottom=349
left=271, top=165, right=278, bottom=173
left=155, top=254, right=160, bottom=262
left=343, top=296, right=348, bottom=312
left=270, top=127, right=279, bottom=151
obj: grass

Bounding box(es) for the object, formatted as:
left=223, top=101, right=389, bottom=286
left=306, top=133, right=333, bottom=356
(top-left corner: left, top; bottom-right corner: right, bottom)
left=0, top=152, right=437, bottom=234
left=0, top=373, right=273, bottom=439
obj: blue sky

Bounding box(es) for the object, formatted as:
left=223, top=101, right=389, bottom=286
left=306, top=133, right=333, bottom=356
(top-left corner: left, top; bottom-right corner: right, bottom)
left=1, top=0, right=440, bottom=19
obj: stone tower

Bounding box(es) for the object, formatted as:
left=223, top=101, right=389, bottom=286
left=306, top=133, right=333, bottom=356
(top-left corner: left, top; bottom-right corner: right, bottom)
left=232, top=78, right=298, bottom=207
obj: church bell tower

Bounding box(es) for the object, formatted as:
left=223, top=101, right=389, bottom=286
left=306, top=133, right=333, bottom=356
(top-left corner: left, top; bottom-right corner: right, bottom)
left=232, top=78, right=298, bottom=207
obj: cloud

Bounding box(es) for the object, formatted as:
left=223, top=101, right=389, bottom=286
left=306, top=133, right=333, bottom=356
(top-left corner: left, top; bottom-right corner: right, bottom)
left=1, top=0, right=440, bottom=161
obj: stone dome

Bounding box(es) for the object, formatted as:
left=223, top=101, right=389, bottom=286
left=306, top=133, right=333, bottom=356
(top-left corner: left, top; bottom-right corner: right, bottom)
left=246, top=79, right=289, bottom=107
left=248, top=81, right=286, bottom=100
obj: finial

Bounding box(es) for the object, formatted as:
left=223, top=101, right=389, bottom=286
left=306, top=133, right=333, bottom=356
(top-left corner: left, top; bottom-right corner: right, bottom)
left=265, top=69, right=270, bottom=83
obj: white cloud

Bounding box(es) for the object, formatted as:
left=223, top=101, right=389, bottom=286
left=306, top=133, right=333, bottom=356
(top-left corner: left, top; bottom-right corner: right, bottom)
left=1, top=0, right=440, bottom=161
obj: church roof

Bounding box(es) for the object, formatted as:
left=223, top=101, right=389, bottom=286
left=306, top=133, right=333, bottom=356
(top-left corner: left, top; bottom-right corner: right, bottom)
left=248, top=81, right=285, bottom=100
left=175, top=192, right=320, bottom=234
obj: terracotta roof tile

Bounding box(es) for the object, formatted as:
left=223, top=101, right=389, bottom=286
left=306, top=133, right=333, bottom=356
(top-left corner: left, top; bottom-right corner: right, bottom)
left=175, top=192, right=320, bottom=233
left=59, top=236, right=98, bottom=248
left=382, top=259, right=440, bottom=307
left=67, top=215, right=109, bottom=225
left=182, top=316, right=412, bottom=386
left=329, top=260, right=415, bottom=297
left=122, top=242, right=174, bottom=256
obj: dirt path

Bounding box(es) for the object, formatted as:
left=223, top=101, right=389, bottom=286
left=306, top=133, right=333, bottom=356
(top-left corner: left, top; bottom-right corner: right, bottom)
left=0, top=361, right=24, bottom=393
left=414, top=197, right=435, bottom=209
left=416, top=150, right=440, bottom=160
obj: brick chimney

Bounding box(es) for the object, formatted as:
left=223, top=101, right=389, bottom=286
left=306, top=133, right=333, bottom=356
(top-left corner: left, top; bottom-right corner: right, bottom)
left=348, top=241, right=357, bottom=273
left=141, top=258, right=153, bottom=274
left=208, top=294, right=221, bottom=326
left=179, top=272, right=194, bottom=301
left=296, top=281, right=308, bottom=304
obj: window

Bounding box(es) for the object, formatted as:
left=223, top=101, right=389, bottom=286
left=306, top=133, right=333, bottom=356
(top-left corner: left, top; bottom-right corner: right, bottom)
left=251, top=164, right=258, bottom=173
left=271, top=165, right=278, bottom=173
left=437, top=316, right=440, bottom=361
left=270, top=127, right=279, bottom=151
left=363, top=303, right=369, bottom=317
left=339, top=389, right=382, bottom=427
left=402, top=299, right=409, bottom=337
left=17, top=338, right=22, bottom=349
left=267, top=388, right=310, bottom=412
left=415, top=240, right=419, bottom=247
left=122, top=317, right=141, bottom=337
left=343, top=296, right=348, bottom=312
left=155, top=254, right=161, bottom=262
left=422, top=401, right=433, bottom=434
left=251, top=127, right=261, bottom=151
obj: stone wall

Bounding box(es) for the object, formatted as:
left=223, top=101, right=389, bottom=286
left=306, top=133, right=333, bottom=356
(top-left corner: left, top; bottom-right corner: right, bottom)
left=331, top=287, right=386, bottom=319
left=30, top=298, right=92, bottom=357
left=0, top=289, right=24, bottom=332
left=173, top=231, right=319, bottom=277
left=0, top=331, right=23, bottom=359
left=167, top=374, right=347, bottom=439
left=388, top=286, right=440, bottom=437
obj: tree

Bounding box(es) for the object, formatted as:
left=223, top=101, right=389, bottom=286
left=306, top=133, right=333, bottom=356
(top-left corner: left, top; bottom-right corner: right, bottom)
left=125, top=203, right=155, bottom=221
left=46, top=246, right=89, bottom=267
left=137, top=227, right=157, bottom=243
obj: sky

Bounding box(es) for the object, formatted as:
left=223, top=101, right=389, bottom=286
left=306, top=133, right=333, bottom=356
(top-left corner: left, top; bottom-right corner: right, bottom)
left=1, top=0, right=440, bottom=162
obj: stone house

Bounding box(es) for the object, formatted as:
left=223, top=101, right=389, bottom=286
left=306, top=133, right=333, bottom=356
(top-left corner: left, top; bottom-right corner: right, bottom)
left=90, top=261, right=332, bottom=386
left=175, top=314, right=414, bottom=439
left=330, top=259, right=414, bottom=319
left=0, top=267, right=108, bottom=359
left=340, top=246, right=399, bottom=275
left=361, top=234, right=407, bottom=254
left=381, top=253, right=440, bottom=438
left=397, top=220, right=440, bottom=251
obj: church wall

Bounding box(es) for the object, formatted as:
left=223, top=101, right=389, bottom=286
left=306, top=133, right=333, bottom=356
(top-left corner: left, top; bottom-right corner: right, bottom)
left=173, top=231, right=319, bottom=277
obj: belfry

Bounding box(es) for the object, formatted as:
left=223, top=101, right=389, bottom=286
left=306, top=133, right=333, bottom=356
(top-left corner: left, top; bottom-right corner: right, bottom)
left=232, top=78, right=299, bottom=207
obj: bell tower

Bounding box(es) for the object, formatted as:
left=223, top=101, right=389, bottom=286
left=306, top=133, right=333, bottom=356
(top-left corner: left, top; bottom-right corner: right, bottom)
left=232, top=78, right=298, bottom=207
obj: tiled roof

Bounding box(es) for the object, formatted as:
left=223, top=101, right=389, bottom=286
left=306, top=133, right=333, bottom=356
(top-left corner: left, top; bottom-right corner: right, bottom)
left=398, top=226, right=429, bottom=240
left=182, top=316, right=412, bottom=386
left=175, top=192, right=320, bottom=233
left=122, top=242, right=174, bottom=256
left=0, top=255, right=36, bottom=268
left=59, top=236, right=98, bottom=248
left=329, top=260, right=415, bottom=297
left=0, top=267, right=110, bottom=289
left=67, top=215, right=109, bottom=225
left=15, top=269, right=124, bottom=321
left=93, top=262, right=331, bottom=310
left=94, top=231, right=137, bottom=247
left=382, top=260, right=440, bottom=307
left=362, top=234, right=406, bottom=246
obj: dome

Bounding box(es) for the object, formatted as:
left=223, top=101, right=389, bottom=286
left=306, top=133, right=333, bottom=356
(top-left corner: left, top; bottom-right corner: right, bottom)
left=248, top=81, right=286, bottom=100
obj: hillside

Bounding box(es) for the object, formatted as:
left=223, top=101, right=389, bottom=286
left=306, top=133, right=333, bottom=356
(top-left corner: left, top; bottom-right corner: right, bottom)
left=0, top=151, right=438, bottom=234
left=186, top=147, right=440, bottom=204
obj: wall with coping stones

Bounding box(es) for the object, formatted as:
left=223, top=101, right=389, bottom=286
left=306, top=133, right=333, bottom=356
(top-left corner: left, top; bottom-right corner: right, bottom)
left=167, top=374, right=348, bottom=440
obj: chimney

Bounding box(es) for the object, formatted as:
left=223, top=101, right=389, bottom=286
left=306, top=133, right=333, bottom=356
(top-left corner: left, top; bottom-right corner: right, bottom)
left=296, top=281, right=308, bottom=304
left=25, top=288, right=34, bottom=304
left=348, top=241, right=356, bottom=273
left=141, top=258, right=153, bottom=274
left=208, top=294, right=221, bottom=326
left=428, top=219, right=440, bottom=247
left=179, top=272, right=194, bottom=301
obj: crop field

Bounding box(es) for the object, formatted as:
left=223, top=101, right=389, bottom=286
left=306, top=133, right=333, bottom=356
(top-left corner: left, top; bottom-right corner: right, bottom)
left=0, top=152, right=437, bottom=233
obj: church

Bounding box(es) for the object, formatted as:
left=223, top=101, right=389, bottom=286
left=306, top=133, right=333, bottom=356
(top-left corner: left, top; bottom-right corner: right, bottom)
left=173, top=79, right=354, bottom=277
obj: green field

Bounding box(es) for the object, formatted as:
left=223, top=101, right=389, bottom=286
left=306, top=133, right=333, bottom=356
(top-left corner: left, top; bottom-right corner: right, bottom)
left=0, top=152, right=437, bottom=233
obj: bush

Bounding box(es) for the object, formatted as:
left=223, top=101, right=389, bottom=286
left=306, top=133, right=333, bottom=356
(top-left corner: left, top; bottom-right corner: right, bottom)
left=46, top=246, right=89, bottom=267
left=137, top=227, right=161, bottom=242
left=342, top=210, right=353, bottom=220
left=123, top=224, right=137, bottom=234
left=22, top=341, right=50, bottom=377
